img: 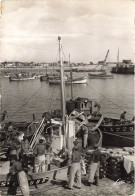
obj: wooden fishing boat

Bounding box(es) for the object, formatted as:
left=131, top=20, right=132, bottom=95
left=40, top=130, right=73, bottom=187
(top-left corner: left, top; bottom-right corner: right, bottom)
left=66, top=77, right=87, bottom=84
left=0, top=37, right=105, bottom=195
left=0, top=164, right=68, bottom=196
left=48, top=75, right=68, bottom=85
left=40, top=73, right=60, bottom=81
left=88, top=72, right=113, bottom=79
left=99, top=117, right=134, bottom=147
left=0, top=37, right=76, bottom=195
left=9, top=75, right=36, bottom=81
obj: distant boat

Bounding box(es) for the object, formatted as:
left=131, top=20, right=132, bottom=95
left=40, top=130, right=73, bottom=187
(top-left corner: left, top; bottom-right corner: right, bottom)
left=9, top=75, right=36, bottom=81
left=4, top=72, right=11, bottom=78
left=88, top=72, right=113, bottom=79
left=40, top=74, right=60, bottom=81
left=48, top=75, right=68, bottom=85
left=111, top=60, right=134, bottom=74
left=111, top=49, right=134, bottom=74
left=66, top=76, right=87, bottom=84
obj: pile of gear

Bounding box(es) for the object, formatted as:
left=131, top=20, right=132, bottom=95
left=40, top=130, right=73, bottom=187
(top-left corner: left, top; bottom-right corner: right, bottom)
left=84, top=147, right=134, bottom=184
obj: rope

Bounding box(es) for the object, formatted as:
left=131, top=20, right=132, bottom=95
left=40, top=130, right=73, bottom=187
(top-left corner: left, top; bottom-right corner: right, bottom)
left=102, top=130, right=134, bottom=140
left=89, top=82, right=133, bottom=116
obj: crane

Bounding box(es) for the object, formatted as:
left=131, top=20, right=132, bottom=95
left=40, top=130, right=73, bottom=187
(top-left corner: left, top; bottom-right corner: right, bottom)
left=98, top=50, right=109, bottom=65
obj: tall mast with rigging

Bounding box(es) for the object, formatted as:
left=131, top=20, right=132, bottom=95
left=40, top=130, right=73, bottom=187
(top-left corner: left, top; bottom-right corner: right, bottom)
left=58, top=36, right=65, bottom=124
left=69, top=54, right=73, bottom=100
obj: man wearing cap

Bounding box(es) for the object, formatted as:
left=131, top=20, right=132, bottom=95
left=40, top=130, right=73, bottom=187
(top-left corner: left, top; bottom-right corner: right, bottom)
left=33, top=137, right=46, bottom=173
left=21, top=136, right=30, bottom=169
left=82, top=125, right=89, bottom=149
left=58, top=146, right=71, bottom=167
left=87, top=143, right=102, bottom=186
left=67, top=140, right=82, bottom=190
left=10, top=155, right=30, bottom=196
left=120, top=111, right=127, bottom=122
left=94, top=101, right=101, bottom=116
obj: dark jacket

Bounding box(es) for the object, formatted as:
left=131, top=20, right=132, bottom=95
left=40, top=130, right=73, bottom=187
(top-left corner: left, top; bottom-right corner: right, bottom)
left=90, top=149, right=102, bottom=163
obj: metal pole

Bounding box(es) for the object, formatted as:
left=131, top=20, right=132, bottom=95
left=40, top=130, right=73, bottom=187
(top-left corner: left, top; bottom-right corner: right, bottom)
left=58, top=36, right=65, bottom=124
left=69, top=54, right=73, bottom=100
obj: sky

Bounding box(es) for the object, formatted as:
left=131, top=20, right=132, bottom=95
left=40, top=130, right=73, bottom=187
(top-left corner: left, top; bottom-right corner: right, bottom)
left=0, top=0, right=134, bottom=63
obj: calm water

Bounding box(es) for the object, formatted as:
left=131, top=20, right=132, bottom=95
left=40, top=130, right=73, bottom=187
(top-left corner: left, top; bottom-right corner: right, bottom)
left=0, top=70, right=134, bottom=122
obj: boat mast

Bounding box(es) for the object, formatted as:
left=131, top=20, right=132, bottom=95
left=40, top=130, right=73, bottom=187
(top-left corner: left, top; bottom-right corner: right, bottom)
left=69, top=54, right=73, bottom=100
left=58, top=36, right=65, bottom=124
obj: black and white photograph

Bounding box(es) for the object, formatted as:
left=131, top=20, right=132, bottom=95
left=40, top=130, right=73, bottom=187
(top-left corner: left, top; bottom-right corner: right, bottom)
left=0, top=0, right=134, bottom=195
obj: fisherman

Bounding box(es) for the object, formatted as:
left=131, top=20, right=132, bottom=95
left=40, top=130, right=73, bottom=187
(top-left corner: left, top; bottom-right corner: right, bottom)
left=1, top=110, right=7, bottom=121
left=67, top=140, right=82, bottom=190
left=10, top=154, right=30, bottom=196
left=9, top=138, right=20, bottom=160
left=21, top=136, right=30, bottom=169
left=87, top=143, right=102, bottom=187
left=7, top=122, right=18, bottom=139
left=82, top=125, right=89, bottom=149
left=33, top=137, right=46, bottom=173
left=120, top=111, right=127, bottom=122
left=93, top=101, right=101, bottom=116
left=58, top=146, right=71, bottom=167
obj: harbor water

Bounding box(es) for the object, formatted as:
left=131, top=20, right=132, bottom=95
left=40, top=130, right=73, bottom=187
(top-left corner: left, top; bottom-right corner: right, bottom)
left=0, top=70, right=134, bottom=122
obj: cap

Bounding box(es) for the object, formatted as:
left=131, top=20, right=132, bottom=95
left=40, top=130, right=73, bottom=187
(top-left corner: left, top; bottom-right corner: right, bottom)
left=40, top=136, right=45, bottom=140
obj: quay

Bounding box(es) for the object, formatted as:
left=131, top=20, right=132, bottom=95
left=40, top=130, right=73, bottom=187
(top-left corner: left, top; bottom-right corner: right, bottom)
left=32, top=176, right=134, bottom=196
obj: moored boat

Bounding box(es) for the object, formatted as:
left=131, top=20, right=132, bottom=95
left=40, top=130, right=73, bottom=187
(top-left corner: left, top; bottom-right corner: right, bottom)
left=99, top=117, right=134, bottom=147
left=111, top=60, right=135, bottom=74
left=0, top=164, right=68, bottom=196
left=9, top=75, right=36, bottom=81
left=66, top=77, right=87, bottom=84
left=88, top=72, right=113, bottom=79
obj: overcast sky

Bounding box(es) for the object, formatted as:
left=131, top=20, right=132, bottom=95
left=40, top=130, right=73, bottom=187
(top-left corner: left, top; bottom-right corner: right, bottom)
left=0, top=0, right=134, bottom=63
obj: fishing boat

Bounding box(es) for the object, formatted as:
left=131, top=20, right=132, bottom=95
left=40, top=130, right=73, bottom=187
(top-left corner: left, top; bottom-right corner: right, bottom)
left=0, top=37, right=92, bottom=195
left=0, top=165, right=69, bottom=195
left=48, top=75, right=68, bottom=85
left=9, top=75, right=36, bottom=81
left=99, top=117, right=134, bottom=147
left=111, top=60, right=135, bottom=74
left=66, top=77, right=87, bottom=84
left=111, top=49, right=134, bottom=74
left=4, top=72, right=11, bottom=78
left=0, top=37, right=113, bottom=195
left=88, top=72, right=113, bottom=79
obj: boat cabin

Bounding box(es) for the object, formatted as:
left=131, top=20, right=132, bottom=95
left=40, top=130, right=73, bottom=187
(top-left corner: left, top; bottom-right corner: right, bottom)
left=66, top=97, right=93, bottom=116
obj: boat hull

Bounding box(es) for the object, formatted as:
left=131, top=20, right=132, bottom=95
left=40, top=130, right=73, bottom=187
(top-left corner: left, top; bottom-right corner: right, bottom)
left=88, top=73, right=113, bottom=79
left=111, top=67, right=134, bottom=74
left=99, top=123, right=134, bottom=147
left=49, top=78, right=87, bottom=85
left=0, top=166, right=68, bottom=196
left=9, top=76, right=36, bottom=81
left=67, top=78, right=87, bottom=84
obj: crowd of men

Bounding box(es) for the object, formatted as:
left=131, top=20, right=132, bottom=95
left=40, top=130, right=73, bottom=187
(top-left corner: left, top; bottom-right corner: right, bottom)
left=5, top=120, right=102, bottom=196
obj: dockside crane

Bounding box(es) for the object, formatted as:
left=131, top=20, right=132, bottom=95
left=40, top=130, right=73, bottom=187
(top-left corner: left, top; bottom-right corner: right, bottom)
left=98, top=49, right=109, bottom=65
